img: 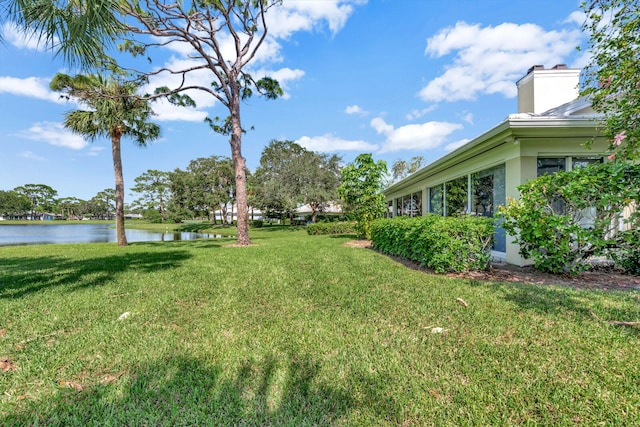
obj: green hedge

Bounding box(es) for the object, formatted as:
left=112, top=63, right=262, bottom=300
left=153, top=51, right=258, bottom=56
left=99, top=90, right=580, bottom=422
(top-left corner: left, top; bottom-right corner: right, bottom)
left=306, top=221, right=357, bottom=235
left=370, top=215, right=494, bottom=273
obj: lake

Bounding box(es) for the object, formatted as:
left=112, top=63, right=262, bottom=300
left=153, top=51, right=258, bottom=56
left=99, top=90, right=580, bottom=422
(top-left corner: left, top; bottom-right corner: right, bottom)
left=0, top=223, right=224, bottom=246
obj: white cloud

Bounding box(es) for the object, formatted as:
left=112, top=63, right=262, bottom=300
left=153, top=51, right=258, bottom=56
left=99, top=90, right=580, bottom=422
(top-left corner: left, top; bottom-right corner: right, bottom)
left=296, top=134, right=377, bottom=152
left=444, top=138, right=470, bottom=152
left=406, top=105, right=437, bottom=120
left=268, top=0, right=365, bottom=38
left=371, top=117, right=463, bottom=153
left=345, top=104, right=370, bottom=116
left=0, top=76, right=64, bottom=103
left=1, top=22, right=58, bottom=51
left=345, top=105, right=362, bottom=115
left=19, top=151, right=46, bottom=161
left=86, top=146, right=106, bottom=157
left=459, top=111, right=474, bottom=125
left=16, top=122, right=88, bottom=150
left=151, top=99, right=209, bottom=122
left=420, top=20, right=583, bottom=102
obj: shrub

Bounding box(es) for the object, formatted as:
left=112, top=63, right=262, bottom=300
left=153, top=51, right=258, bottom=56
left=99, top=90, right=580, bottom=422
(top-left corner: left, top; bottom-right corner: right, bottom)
left=500, top=162, right=640, bottom=274
left=143, top=209, right=163, bottom=223
left=370, top=215, right=494, bottom=273
left=614, top=230, right=640, bottom=275
left=306, top=221, right=357, bottom=235
left=250, top=219, right=264, bottom=228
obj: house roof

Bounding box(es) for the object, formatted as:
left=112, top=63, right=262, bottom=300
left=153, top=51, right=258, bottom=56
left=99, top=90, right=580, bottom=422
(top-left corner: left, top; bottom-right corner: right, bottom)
left=384, top=96, right=603, bottom=194
left=295, top=202, right=342, bottom=214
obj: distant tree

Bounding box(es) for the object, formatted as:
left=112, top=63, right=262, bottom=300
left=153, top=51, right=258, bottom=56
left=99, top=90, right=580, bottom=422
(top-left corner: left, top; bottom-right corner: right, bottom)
left=299, top=150, right=342, bottom=223
left=56, top=196, right=83, bottom=219
left=117, top=0, right=284, bottom=245
left=131, top=170, right=171, bottom=222
left=91, top=189, right=116, bottom=220
left=50, top=73, right=160, bottom=245
left=252, top=141, right=340, bottom=224
left=167, top=169, right=198, bottom=221
left=169, top=156, right=235, bottom=223
left=338, top=154, right=388, bottom=239
left=253, top=141, right=308, bottom=223
left=581, top=0, right=640, bottom=160
left=13, top=184, right=58, bottom=220
left=390, top=156, right=424, bottom=183
left=0, top=190, right=30, bottom=218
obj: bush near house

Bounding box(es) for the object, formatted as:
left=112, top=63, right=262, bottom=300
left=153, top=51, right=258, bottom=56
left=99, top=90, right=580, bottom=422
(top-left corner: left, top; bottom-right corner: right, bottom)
left=500, top=162, right=640, bottom=274
left=306, top=221, right=357, bottom=235
left=370, top=215, right=494, bottom=273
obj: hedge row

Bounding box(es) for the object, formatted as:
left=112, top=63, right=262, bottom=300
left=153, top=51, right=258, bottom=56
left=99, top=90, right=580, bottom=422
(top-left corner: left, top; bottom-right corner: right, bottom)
left=306, top=221, right=357, bottom=235
left=370, top=215, right=494, bottom=273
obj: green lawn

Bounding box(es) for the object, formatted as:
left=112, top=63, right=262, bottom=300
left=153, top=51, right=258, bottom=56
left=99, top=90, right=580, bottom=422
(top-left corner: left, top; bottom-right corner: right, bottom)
left=1, top=228, right=639, bottom=425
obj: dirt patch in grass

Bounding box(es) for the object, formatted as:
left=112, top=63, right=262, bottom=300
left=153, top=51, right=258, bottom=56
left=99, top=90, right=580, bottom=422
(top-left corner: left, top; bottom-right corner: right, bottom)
left=345, top=239, right=640, bottom=292
left=451, top=263, right=640, bottom=292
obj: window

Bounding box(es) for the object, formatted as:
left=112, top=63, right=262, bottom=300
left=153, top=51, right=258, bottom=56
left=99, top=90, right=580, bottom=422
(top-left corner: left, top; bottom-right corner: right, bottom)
left=445, top=176, right=468, bottom=216
left=538, top=156, right=603, bottom=175
left=572, top=157, right=602, bottom=169
left=395, top=191, right=423, bottom=217
left=429, top=185, right=443, bottom=215
left=537, top=158, right=566, bottom=176
left=472, top=164, right=506, bottom=252
left=428, top=164, right=506, bottom=252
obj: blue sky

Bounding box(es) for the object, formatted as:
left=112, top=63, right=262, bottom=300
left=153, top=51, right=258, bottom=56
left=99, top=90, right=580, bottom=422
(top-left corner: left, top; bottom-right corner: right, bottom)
left=0, top=0, right=588, bottom=201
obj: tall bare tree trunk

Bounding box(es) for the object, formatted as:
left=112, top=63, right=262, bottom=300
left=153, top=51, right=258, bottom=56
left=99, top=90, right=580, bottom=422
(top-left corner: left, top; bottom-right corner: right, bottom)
left=230, top=89, right=250, bottom=246
left=112, top=131, right=128, bottom=246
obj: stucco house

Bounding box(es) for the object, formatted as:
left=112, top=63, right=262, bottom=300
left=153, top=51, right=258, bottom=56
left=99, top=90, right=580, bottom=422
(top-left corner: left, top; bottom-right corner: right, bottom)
left=384, top=65, right=608, bottom=266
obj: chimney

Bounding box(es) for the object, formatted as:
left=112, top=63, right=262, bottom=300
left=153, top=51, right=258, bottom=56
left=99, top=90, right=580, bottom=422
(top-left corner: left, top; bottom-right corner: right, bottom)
left=516, top=64, right=580, bottom=114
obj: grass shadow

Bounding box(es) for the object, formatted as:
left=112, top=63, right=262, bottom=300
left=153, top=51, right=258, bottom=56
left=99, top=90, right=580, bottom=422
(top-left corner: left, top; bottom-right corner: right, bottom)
left=0, top=249, right=191, bottom=299
left=328, top=233, right=359, bottom=239
left=252, top=225, right=306, bottom=233
left=470, top=279, right=640, bottom=333
left=176, top=223, right=237, bottom=233
left=2, top=353, right=382, bottom=425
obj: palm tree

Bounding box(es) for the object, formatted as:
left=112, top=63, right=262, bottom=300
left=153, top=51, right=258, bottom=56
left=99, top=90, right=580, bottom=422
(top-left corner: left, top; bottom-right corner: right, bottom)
left=50, top=73, right=160, bottom=245
left=2, top=0, right=122, bottom=69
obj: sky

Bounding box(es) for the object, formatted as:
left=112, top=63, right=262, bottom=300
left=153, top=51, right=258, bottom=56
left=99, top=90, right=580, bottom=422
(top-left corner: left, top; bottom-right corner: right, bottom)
left=0, top=0, right=590, bottom=201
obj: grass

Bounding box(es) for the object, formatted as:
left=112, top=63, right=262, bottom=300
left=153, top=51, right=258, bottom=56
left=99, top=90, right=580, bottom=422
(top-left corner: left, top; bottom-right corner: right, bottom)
left=1, top=228, right=639, bottom=425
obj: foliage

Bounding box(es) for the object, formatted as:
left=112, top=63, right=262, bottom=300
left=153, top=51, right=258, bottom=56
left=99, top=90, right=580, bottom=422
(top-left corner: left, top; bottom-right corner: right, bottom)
left=13, top=184, right=58, bottom=219
left=616, top=229, right=640, bottom=275
left=90, top=188, right=116, bottom=219
left=252, top=140, right=342, bottom=224
left=131, top=170, right=171, bottom=222
left=306, top=221, right=356, bottom=235
left=169, top=156, right=235, bottom=224
left=50, top=73, right=160, bottom=245
left=390, top=156, right=424, bottom=184
left=580, top=0, right=640, bottom=160
left=56, top=196, right=84, bottom=219
left=337, top=154, right=387, bottom=239
left=250, top=219, right=264, bottom=228
left=4, top=0, right=123, bottom=69
left=370, top=215, right=494, bottom=273
left=500, top=162, right=640, bottom=273
left=0, top=190, right=31, bottom=217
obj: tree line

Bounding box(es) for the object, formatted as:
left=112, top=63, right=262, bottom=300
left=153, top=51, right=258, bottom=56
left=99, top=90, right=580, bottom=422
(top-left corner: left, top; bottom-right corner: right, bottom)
left=0, top=185, right=117, bottom=221
left=0, top=141, right=343, bottom=224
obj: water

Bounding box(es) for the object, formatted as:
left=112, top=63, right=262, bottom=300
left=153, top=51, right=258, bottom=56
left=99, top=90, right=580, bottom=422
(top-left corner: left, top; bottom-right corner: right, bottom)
left=0, top=223, right=224, bottom=246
